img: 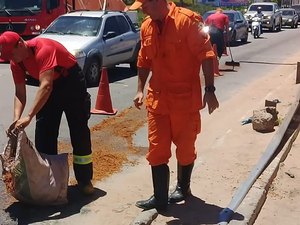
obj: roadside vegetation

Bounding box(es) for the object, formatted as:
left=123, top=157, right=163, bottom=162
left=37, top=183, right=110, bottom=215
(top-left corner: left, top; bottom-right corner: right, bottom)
left=124, top=0, right=249, bottom=26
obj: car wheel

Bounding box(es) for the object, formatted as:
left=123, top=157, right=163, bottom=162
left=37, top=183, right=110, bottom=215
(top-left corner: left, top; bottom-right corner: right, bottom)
left=230, top=31, right=236, bottom=45
left=269, top=22, right=275, bottom=31
left=130, top=60, right=137, bottom=73
left=254, top=28, right=258, bottom=38
left=129, top=50, right=138, bottom=72
left=276, top=21, right=281, bottom=31
left=291, top=22, right=294, bottom=28
left=241, top=32, right=248, bottom=43
left=85, top=57, right=101, bottom=87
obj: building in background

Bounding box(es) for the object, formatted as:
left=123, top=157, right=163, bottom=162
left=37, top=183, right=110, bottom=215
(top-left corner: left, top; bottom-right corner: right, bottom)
left=198, top=0, right=248, bottom=7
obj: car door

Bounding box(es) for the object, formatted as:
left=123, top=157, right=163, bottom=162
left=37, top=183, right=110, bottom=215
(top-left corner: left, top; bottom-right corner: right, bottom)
left=274, top=4, right=281, bottom=26
left=115, top=15, right=137, bottom=62
left=236, top=12, right=248, bottom=39
left=101, top=15, right=125, bottom=66
left=234, top=12, right=244, bottom=40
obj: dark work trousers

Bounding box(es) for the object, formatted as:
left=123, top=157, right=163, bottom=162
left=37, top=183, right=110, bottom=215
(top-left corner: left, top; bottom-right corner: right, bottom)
left=35, top=64, right=93, bottom=184
left=209, top=27, right=225, bottom=59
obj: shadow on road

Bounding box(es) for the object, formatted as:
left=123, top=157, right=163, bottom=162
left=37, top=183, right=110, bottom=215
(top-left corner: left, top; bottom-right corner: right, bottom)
left=4, top=185, right=106, bottom=225
left=226, top=40, right=251, bottom=47
left=108, top=66, right=137, bottom=83
left=24, top=65, right=137, bottom=88
left=88, top=66, right=137, bottom=88
left=158, top=195, right=244, bottom=224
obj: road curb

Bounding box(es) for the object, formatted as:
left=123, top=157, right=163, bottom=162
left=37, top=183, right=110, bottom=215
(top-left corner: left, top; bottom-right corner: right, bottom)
left=129, top=209, right=158, bottom=225
left=229, top=120, right=300, bottom=225
left=128, top=126, right=300, bottom=225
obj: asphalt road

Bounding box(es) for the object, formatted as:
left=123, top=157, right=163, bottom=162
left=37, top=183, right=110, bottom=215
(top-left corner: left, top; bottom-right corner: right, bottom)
left=1, top=26, right=300, bottom=224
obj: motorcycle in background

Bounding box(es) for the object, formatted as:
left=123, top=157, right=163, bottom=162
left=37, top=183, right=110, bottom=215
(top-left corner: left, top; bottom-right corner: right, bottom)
left=251, top=16, right=262, bottom=39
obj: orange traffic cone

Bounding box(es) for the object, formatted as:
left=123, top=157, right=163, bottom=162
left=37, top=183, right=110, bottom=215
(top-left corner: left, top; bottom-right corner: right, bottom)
left=91, top=67, right=117, bottom=115
left=212, top=44, right=221, bottom=76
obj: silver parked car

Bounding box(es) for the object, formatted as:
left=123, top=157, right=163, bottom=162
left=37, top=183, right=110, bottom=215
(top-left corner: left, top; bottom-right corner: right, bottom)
left=39, top=10, right=141, bottom=86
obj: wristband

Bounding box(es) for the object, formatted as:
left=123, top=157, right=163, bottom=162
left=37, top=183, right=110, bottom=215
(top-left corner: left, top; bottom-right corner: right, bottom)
left=205, top=85, right=216, bottom=92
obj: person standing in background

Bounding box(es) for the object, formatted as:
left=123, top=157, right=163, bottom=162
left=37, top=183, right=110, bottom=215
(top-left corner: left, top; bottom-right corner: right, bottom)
left=205, top=7, right=229, bottom=59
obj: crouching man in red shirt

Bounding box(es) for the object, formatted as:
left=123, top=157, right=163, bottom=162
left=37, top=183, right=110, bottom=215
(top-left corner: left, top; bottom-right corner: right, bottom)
left=0, top=31, right=94, bottom=195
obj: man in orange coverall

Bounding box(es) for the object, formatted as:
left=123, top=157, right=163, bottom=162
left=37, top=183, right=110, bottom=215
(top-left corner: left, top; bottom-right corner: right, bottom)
left=130, top=0, right=219, bottom=210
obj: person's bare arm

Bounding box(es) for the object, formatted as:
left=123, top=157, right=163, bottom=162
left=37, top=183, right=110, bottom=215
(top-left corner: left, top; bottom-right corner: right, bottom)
left=202, top=57, right=214, bottom=87
left=27, top=69, right=54, bottom=118
left=15, top=69, right=54, bottom=129
left=202, top=57, right=219, bottom=114
left=133, top=67, right=150, bottom=109
left=13, top=83, right=26, bottom=121
left=7, top=83, right=27, bottom=135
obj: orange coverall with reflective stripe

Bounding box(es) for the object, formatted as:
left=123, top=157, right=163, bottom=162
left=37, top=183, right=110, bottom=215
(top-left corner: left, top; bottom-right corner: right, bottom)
left=138, top=2, right=215, bottom=166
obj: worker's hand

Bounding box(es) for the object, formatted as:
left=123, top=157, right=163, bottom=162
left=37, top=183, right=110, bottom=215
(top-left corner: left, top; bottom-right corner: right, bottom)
left=6, top=116, right=32, bottom=137
left=15, top=116, right=32, bottom=130
left=6, top=120, right=18, bottom=137
left=203, top=92, right=219, bottom=114
left=133, top=91, right=144, bottom=110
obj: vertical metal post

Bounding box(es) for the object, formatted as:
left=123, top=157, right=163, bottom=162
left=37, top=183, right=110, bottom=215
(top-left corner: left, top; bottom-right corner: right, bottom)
left=296, top=62, right=300, bottom=84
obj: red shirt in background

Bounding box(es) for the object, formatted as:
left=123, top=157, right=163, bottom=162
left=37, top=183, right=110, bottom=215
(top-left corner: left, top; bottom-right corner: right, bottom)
left=205, top=12, right=229, bottom=31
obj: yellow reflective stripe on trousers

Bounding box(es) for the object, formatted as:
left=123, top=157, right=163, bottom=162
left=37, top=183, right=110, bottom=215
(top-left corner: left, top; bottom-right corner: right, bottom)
left=73, top=154, right=92, bottom=165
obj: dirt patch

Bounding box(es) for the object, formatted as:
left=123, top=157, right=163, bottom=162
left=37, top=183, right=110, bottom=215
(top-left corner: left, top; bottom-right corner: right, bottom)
left=58, top=106, right=147, bottom=183
left=254, top=138, right=300, bottom=225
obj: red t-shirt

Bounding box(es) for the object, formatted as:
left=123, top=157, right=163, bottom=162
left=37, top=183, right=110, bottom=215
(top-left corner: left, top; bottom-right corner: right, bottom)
left=205, top=13, right=229, bottom=31
left=11, top=37, right=77, bottom=84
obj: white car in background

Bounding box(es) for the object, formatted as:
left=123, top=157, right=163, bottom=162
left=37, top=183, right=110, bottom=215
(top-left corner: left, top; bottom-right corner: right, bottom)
left=38, top=10, right=141, bottom=86
left=244, top=2, right=282, bottom=32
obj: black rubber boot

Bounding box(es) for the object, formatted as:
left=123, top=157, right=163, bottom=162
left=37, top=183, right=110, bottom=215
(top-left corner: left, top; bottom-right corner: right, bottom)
left=169, top=162, right=194, bottom=203
left=136, top=164, right=169, bottom=210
